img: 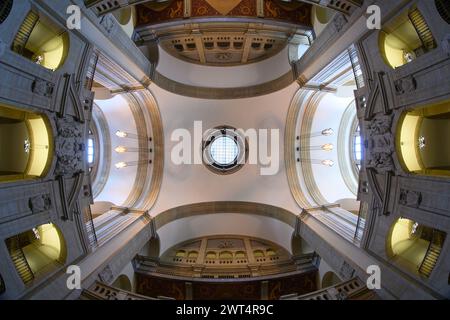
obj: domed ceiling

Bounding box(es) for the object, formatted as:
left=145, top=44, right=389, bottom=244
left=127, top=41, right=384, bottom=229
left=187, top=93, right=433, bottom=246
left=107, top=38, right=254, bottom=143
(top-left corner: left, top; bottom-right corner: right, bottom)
left=134, top=0, right=313, bottom=66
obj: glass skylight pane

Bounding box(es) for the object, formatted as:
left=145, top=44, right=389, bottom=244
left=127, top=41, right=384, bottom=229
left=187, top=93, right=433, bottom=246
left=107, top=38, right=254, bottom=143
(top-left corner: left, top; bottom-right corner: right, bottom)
left=210, top=136, right=239, bottom=165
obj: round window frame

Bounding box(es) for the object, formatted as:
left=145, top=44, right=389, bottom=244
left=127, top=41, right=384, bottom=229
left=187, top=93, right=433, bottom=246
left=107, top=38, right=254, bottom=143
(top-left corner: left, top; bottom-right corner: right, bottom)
left=202, top=126, right=248, bottom=175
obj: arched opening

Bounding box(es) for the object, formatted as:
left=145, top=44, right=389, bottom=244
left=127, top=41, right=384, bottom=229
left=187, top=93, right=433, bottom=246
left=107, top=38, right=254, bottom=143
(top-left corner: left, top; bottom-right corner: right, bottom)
left=5, top=223, right=67, bottom=284
left=379, top=7, right=436, bottom=69
left=0, top=0, right=13, bottom=24
left=113, top=7, right=136, bottom=38
left=112, top=274, right=132, bottom=292
left=321, top=271, right=341, bottom=289
left=12, top=11, right=69, bottom=71
left=397, top=100, right=450, bottom=177
left=312, top=6, right=335, bottom=37
left=388, top=218, right=446, bottom=278
left=0, top=104, right=52, bottom=183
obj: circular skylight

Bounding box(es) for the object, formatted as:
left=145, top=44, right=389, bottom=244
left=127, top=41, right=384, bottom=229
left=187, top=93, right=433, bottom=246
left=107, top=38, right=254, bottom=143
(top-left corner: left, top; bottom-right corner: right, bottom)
left=210, top=136, right=239, bottom=165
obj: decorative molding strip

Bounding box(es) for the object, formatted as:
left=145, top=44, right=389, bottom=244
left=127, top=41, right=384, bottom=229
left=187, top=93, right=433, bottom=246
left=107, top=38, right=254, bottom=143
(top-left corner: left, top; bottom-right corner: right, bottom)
left=91, top=104, right=111, bottom=199
left=153, top=202, right=298, bottom=231
left=59, top=74, right=86, bottom=123
left=285, top=89, right=315, bottom=209
left=364, top=72, right=390, bottom=121
left=152, top=70, right=295, bottom=100
left=338, top=101, right=358, bottom=196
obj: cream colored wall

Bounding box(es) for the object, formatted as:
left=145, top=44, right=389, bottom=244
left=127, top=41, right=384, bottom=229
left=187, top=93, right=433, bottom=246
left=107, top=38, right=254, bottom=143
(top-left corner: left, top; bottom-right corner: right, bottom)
left=156, top=43, right=292, bottom=88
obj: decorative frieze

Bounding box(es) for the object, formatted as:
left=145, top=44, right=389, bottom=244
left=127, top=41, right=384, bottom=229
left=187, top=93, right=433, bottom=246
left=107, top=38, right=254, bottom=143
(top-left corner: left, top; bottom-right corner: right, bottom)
left=366, top=115, right=395, bottom=173
left=55, top=116, right=85, bottom=177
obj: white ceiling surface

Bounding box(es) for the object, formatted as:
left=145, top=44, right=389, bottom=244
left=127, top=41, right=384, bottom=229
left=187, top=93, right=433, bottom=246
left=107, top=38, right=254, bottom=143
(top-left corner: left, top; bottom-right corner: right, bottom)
left=94, top=95, right=139, bottom=205
left=156, top=45, right=292, bottom=88
left=149, top=82, right=302, bottom=216
left=158, top=213, right=294, bottom=255
left=309, top=93, right=356, bottom=203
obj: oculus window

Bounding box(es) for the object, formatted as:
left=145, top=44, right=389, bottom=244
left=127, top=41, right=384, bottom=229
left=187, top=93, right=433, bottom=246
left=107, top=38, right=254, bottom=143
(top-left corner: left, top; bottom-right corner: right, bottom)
left=202, top=126, right=247, bottom=175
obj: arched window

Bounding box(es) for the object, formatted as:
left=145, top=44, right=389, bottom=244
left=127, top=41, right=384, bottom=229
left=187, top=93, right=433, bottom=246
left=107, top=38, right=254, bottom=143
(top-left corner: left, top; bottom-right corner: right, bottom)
left=0, top=0, right=13, bottom=24
left=12, top=11, right=69, bottom=71
left=397, top=100, right=450, bottom=177
left=379, top=7, right=436, bottom=69
left=202, top=126, right=247, bottom=175
left=235, top=251, right=246, bottom=259
left=388, top=218, right=446, bottom=278
left=87, top=137, right=95, bottom=165
left=0, top=104, right=52, bottom=183
left=266, top=249, right=277, bottom=257
left=5, top=223, right=67, bottom=284
left=352, top=125, right=362, bottom=172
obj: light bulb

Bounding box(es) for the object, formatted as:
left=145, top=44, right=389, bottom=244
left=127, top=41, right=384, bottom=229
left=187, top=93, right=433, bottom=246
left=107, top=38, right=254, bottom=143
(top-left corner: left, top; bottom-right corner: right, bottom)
left=321, top=144, right=334, bottom=151
left=115, top=146, right=127, bottom=153
left=321, top=160, right=334, bottom=167
left=116, top=131, right=128, bottom=138
left=115, top=162, right=128, bottom=169
left=321, top=128, right=334, bottom=136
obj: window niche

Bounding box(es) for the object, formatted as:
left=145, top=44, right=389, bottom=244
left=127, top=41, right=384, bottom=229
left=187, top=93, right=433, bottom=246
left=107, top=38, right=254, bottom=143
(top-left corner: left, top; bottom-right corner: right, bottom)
left=0, top=104, right=52, bottom=183
left=397, top=100, right=450, bottom=177
left=12, top=11, right=70, bottom=71
left=388, top=218, right=446, bottom=278
left=5, top=223, right=67, bottom=285
left=379, top=7, right=436, bottom=69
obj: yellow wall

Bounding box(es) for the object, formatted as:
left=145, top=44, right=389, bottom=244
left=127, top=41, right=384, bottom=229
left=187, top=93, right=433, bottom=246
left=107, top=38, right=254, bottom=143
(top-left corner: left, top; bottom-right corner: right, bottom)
left=398, top=114, right=422, bottom=172
left=379, top=19, right=421, bottom=69
left=22, top=224, right=66, bottom=275
left=24, top=21, right=69, bottom=70
left=26, top=117, right=51, bottom=177
left=389, top=219, right=428, bottom=270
